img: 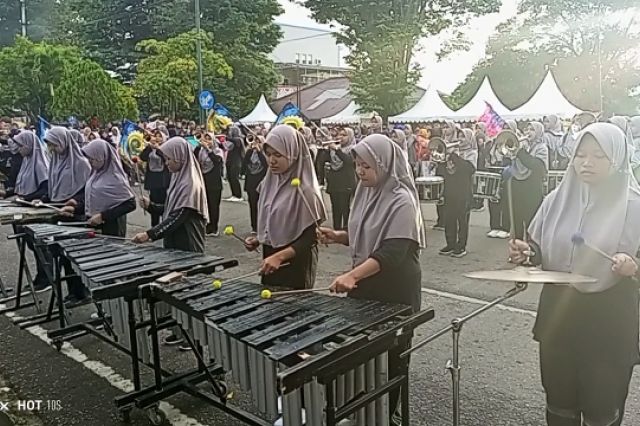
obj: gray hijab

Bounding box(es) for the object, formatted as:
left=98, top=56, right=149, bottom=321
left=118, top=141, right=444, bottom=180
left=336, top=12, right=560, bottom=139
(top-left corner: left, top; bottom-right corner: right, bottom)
left=82, top=139, right=134, bottom=217
left=349, top=134, right=425, bottom=267
left=391, top=129, right=408, bottom=151
left=529, top=123, right=640, bottom=293
left=159, top=137, right=209, bottom=221
left=544, top=114, right=563, bottom=135
left=45, top=127, right=91, bottom=202
left=609, top=116, right=634, bottom=143
left=329, top=128, right=355, bottom=171
left=257, top=125, right=326, bottom=248
left=510, top=121, right=548, bottom=180
left=460, top=128, right=478, bottom=167
left=197, top=133, right=224, bottom=174
left=69, top=129, right=86, bottom=146
left=14, top=131, right=50, bottom=196
left=147, top=125, right=169, bottom=172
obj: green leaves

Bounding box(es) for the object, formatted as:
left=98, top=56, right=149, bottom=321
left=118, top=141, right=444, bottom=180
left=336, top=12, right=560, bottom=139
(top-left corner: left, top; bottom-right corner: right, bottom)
left=133, top=30, right=233, bottom=118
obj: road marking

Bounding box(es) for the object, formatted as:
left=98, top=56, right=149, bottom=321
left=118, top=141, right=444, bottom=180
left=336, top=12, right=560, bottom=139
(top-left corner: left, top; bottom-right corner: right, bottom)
left=421, top=288, right=537, bottom=317
left=2, top=308, right=207, bottom=426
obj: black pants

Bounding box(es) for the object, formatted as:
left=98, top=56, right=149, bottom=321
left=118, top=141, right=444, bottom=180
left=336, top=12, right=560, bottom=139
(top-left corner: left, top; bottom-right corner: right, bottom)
left=316, top=151, right=328, bottom=186
left=205, top=182, right=222, bottom=234
left=388, top=336, right=411, bottom=425
left=226, top=161, right=242, bottom=198
left=444, top=203, right=469, bottom=250
left=511, top=192, right=542, bottom=240
left=102, top=216, right=127, bottom=237
left=149, top=188, right=167, bottom=227
left=488, top=199, right=509, bottom=231
left=540, top=343, right=633, bottom=426
left=436, top=203, right=445, bottom=227
left=247, top=189, right=259, bottom=233
left=330, top=191, right=351, bottom=230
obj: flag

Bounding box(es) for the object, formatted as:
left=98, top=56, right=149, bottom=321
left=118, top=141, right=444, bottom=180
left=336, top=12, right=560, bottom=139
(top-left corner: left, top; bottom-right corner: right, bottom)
left=37, top=116, right=51, bottom=141
left=212, top=103, right=231, bottom=118
left=478, top=102, right=506, bottom=137
left=119, top=119, right=141, bottom=156
left=276, top=102, right=301, bottom=124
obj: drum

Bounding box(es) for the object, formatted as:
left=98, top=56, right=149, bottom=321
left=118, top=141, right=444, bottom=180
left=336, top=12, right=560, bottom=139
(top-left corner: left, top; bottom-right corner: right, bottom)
left=415, top=176, right=444, bottom=203
left=473, top=172, right=501, bottom=200
left=545, top=171, right=565, bottom=195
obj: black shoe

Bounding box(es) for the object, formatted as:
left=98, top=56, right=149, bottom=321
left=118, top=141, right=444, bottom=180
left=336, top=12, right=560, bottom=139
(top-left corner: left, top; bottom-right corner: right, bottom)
left=65, top=295, right=91, bottom=308
left=32, top=280, right=51, bottom=292
left=178, top=343, right=193, bottom=352
left=439, top=246, right=455, bottom=256
left=162, top=334, right=184, bottom=346
left=451, top=249, right=467, bottom=258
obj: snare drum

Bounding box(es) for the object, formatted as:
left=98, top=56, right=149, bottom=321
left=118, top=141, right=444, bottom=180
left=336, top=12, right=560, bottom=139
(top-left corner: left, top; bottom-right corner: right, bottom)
left=545, top=171, right=565, bottom=195
left=415, top=176, right=444, bottom=203
left=473, top=172, right=502, bottom=200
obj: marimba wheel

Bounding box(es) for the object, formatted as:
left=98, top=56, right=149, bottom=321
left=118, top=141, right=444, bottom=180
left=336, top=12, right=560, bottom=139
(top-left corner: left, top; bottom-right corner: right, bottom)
left=52, top=340, right=63, bottom=352
left=146, top=405, right=166, bottom=426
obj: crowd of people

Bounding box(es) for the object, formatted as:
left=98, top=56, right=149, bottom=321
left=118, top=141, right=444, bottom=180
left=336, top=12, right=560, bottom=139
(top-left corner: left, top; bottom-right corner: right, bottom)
left=1, top=111, right=640, bottom=425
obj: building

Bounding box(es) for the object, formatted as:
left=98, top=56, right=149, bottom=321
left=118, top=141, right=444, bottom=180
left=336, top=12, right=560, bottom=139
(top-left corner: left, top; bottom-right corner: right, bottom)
left=271, top=23, right=349, bottom=97
left=271, top=77, right=426, bottom=121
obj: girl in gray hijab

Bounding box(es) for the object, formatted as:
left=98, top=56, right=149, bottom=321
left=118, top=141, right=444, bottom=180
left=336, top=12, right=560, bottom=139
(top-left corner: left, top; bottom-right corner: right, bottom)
left=134, top=137, right=208, bottom=255
left=0, top=131, right=50, bottom=200
left=244, top=125, right=326, bottom=290
left=319, top=134, right=424, bottom=426
left=194, top=132, right=224, bottom=236
left=139, top=125, right=171, bottom=227
left=503, top=121, right=548, bottom=239
left=509, top=123, right=640, bottom=426
left=324, top=127, right=357, bottom=230
left=44, top=127, right=91, bottom=203
left=82, top=139, right=136, bottom=237
left=543, top=114, right=567, bottom=170
left=69, top=129, right=86, bottom=146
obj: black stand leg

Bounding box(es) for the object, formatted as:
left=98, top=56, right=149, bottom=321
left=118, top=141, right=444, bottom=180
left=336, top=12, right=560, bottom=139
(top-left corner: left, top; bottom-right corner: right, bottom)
left=127, top=298, right=141, bottom=391
left=401, top=367, right=410, bottom=426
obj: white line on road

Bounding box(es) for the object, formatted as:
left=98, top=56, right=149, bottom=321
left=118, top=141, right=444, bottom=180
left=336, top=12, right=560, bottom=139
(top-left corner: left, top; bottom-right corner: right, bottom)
left=2, top=308, right=207, bottom=426
left=421, top=287, right=537, bottom=317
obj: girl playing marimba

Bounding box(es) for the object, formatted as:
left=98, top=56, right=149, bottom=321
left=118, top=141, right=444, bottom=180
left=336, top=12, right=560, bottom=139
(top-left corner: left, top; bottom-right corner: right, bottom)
left=509, top=123, right=640, bottom=426
left=244, top=125, right=326, bottom=290
left=0, top=131, right=49, bottom=201
left=319, top=133, right=424, bottom=426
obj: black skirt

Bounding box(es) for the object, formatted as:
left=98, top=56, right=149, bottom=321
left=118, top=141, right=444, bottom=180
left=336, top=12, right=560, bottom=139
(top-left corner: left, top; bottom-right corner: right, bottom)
left=533, top=280, right=640, bottom=367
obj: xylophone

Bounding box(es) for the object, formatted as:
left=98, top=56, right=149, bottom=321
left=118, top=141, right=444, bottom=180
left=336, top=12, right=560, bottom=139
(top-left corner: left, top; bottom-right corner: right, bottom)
left=53, top=237, right=238, bottom=356
left=0, top=203, right=58, bottom=225
left=148, top=275, right=435, bottom=426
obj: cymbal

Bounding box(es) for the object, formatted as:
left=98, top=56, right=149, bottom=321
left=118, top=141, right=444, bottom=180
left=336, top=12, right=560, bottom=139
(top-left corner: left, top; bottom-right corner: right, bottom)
left=464, top=267, right=597, bottom=284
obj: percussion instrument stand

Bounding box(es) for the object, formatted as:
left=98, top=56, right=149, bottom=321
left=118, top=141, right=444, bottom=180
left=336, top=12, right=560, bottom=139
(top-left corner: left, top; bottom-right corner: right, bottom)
left=403, top=282, right=528, bottom=426
left=0, top=228, right=40, bottom=314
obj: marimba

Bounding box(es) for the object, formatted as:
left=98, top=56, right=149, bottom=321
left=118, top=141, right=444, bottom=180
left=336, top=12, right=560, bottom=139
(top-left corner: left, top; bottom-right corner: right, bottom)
left=145, top=275, right=435, bottom=426
left=0, top=204, right=57, bottom=225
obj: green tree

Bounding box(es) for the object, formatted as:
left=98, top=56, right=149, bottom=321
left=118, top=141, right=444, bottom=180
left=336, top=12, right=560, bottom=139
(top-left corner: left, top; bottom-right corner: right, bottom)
left=0, top=37, right=80, bottom=120
left=133, top=30, right=233, bottom=118
left=155, top=0, right=283, bottom=115
left=51, top=59, right=139, bottom=122
left=300, top=0, right=501, bottom=118
left=453, top=0, right=640, bottom=114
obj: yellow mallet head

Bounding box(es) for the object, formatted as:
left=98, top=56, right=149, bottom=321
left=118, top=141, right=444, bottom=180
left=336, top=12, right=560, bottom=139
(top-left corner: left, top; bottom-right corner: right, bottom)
left=223, top=225, right=234, bottom=236
left=291, top=178, right=301, bottom=188
left=212, top=279, right=222, bottom=290
left=260, top=289, right=272, bottom=300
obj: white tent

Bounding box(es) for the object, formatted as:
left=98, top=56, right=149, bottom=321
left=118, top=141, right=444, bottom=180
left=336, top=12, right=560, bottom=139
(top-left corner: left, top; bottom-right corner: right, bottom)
left=451, top=77, right=511, bottom=121
left=506, top=71, right=582, bottom=120
left=320, top=101, right=373, bottom=125
left=388, top=86, right=456, bottom=123
left=239, top=94, right=277, bottom=125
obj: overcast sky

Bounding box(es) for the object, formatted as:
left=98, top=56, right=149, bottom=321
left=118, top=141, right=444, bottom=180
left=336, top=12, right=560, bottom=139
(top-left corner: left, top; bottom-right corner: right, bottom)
left=275, top=0, right=519, bottom=93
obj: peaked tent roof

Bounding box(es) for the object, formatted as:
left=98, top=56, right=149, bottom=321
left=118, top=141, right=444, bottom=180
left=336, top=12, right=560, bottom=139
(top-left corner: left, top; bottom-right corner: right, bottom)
left=320, top=101, right=374, bottom=125
left=239, top=94, right=277, bottom=125
left=389, top=85, right=456, bottom=123
left=451, top=77, right=511, bottom=121
left=506, top=71, right=582, bottom=120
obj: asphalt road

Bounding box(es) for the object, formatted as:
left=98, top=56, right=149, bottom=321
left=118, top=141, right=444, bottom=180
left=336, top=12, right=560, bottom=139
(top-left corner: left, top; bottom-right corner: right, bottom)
left=0, top=188, right=638, bottom=426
